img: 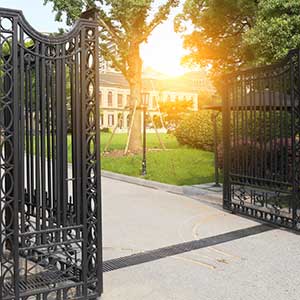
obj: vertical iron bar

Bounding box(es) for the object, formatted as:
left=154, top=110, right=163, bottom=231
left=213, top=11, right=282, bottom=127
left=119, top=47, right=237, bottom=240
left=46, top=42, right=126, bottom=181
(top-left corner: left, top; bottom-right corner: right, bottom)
left=253, top=75, right=258, bottom=181
left=61, top=44, right=68, bottom=228
left=19, top=27, right=25, bottom=240
left=74, top=37, right=81, bottom=228
left=12, top=16, right=20, bottom=298
left=29, top=60, right=34, bottom=221
left=46, top=57, right=53, bottom=228
left=51, top=58, right=56, bottom=227
left=70, top=61, right=76, bottom=225
left=55, top=44, right=62, bottom=229
left=40, top=42, right=47, bottom=240
left=222, top=77, right=231, bottom=209
left=290, top=55, right=297, bottom=224
left=35, top=42, right=41, bottom=242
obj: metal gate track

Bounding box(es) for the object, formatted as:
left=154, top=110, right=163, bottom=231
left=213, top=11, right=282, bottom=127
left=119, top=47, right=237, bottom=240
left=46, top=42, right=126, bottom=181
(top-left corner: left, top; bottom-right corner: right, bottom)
left=103, top=224, right=273, bottom=272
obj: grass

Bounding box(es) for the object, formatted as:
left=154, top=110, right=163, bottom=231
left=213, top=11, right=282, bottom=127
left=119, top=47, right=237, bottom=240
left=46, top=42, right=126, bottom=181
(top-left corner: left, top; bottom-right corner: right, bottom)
left=100, top=133, right=216, bottom=186
left=29, top=133, right=216, bottom=186
left=100, top=132, right=179, bottom=151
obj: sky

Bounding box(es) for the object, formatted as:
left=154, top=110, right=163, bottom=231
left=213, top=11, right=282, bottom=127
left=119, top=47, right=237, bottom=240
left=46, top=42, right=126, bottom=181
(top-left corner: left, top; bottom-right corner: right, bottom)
left=1, top=0, right=189, bottom=76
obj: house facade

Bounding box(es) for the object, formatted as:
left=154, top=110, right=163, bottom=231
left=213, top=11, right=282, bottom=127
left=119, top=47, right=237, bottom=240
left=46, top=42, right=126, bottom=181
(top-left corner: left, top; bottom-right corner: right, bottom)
left=99, top=71, right=214, bottom=130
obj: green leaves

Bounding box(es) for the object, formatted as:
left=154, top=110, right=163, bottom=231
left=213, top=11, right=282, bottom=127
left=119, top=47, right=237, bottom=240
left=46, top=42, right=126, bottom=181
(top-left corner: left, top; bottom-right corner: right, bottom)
left=177, top=0, right=300, bottom=87
left=243, top=0, right=300, bottom=65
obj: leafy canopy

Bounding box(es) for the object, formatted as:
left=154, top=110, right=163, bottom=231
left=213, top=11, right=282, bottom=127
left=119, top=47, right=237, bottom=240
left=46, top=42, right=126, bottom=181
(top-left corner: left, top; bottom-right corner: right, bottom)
left=176, top=0, right=300, bottom=82
left=243, top=0, right=300, bottom=65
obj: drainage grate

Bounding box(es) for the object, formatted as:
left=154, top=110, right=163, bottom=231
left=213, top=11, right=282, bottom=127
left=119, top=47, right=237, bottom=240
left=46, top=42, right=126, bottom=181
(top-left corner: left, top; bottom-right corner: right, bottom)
left=103, top=224, right=273, bottom=272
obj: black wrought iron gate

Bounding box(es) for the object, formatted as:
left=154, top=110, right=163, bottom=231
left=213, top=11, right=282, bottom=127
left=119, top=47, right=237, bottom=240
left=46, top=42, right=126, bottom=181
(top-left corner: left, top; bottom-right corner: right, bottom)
left=222, top=49, right=300, bottom=230
left=0, top=8, right=102, bottom=299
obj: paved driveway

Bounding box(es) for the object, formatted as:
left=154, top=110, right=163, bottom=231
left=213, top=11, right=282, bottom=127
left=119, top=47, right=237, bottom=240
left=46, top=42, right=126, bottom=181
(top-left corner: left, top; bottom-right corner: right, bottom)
left=101, top=177, right=300, bottom=300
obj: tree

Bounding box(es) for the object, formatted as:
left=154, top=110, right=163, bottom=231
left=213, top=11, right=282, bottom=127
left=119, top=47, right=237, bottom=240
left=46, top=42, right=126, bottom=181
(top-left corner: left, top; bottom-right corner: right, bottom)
left=243, top=0, right=300, bottom=65
left=175, top=0, right=258, bottom=85
left=158, top=99, right=193, bottom=130
left=175, top=0, right=300, bottom=87
left=44, top=0, right=179, bottom=153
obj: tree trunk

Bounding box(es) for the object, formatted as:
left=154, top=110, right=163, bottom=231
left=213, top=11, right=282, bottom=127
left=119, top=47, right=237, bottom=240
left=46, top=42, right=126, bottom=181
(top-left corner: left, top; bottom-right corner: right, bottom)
left=126, top=43, right=143, bottom=153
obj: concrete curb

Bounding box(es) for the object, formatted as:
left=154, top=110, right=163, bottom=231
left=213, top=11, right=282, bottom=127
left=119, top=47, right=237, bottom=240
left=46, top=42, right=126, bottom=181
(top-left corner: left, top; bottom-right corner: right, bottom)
left=101, top=170, right=223, bottom=206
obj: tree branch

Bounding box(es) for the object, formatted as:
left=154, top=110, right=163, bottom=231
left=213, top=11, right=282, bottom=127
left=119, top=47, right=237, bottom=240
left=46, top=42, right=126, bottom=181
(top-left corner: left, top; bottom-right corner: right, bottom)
left=100, top=42, right=128, bottom=78
left=97, top=8, right=124, bottom=43
left=140, top=0, right=179, bottom=42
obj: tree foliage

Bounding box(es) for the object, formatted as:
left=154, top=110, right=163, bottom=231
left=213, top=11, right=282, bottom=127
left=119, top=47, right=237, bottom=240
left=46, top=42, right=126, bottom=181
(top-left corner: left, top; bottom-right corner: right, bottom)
left=243, top=0, right=300, bottom=65
left=44, top=0, right=179, bottom=152
left=176, top=0, right=300, bottom=85
left=158, top=99, right=194, bottom=130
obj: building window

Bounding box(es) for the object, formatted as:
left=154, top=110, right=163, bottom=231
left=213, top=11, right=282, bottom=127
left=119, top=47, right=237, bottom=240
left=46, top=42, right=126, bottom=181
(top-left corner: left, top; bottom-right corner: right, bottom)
left=108, top=91, right=113, bottom=107
left=152, top=96, right=156, bottom=108
left=118, top=113, right=123, bottom=128
left=127, top=114, right=131, bottom=127
left=108, top=114, right=114, bottom=127
left=126, top=95, right=131, bottom=106
left=100, top=113, right=104, bottom=126
left=117, top=94, right=123, bottom=107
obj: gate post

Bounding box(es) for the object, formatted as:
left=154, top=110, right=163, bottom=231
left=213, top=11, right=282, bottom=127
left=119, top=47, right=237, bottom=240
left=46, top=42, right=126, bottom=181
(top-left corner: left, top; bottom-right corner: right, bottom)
left=0, top=14, right=20, bottom=299
left=222, top=79, right=231, bottom=209
left=80, top=8, right=103, bottom=297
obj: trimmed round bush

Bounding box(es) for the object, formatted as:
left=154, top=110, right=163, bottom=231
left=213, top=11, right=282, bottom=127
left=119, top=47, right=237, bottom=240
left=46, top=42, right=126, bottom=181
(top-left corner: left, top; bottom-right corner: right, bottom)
left=174, top=110, right=222, bottom=151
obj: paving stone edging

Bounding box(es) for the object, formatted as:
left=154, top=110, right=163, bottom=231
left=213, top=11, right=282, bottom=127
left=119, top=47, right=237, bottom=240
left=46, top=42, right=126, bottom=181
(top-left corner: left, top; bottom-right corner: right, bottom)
left=101, top=170, right=222, bottom=206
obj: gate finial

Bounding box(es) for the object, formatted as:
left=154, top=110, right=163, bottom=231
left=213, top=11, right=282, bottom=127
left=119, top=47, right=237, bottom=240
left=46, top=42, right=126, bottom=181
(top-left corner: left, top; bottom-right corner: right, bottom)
left=80, top=7, right=99, bottom=21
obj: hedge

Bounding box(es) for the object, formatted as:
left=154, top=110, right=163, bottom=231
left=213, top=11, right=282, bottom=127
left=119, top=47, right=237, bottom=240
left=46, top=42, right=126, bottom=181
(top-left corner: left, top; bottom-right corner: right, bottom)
left=174, top=110, right=222, bottom=151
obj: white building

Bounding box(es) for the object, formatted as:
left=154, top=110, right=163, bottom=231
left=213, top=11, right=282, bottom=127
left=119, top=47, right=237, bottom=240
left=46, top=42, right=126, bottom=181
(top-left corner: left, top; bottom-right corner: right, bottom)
left=99, top=71, right=214, bottom=130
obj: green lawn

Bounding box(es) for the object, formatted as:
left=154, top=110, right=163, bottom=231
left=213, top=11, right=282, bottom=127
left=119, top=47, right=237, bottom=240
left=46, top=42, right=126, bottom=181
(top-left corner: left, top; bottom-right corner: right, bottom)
left=31, top=133, right=216, bottom=185
left=100, top=133, right=216, bottom=186
left=100, top=132, right=179, bottom=151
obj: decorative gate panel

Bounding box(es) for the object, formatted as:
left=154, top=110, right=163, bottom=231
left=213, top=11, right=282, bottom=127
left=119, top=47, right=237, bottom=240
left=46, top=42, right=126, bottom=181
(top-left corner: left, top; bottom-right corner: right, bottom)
left=222, top=49, right=300, bottom=230
left=0, top=8, right=102, bottom=299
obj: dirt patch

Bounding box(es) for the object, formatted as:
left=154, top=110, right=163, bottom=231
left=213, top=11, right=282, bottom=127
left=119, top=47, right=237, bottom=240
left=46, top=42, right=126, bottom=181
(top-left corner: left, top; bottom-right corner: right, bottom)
left=102, top=150, right=128, bottom=158
left=102, top=148, right=171, bottom=158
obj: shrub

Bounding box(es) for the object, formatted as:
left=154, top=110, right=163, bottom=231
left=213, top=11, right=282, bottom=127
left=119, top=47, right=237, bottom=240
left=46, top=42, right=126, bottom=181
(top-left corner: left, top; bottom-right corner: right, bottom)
left=101, top=127, right=110, bottom=133
left=174, top=110, right=222, bottom=151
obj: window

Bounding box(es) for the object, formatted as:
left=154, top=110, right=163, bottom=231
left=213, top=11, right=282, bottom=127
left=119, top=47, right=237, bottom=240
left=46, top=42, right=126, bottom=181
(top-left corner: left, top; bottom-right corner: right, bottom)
left=100, top=113, right=104, bottom=126
left=108, top=114, right=114, bottom=127
left=126, top=95, right=131, bottom=106
left=108, top=91, right=113, bottom=107
left=118, top=113, right=123, bottom=128
left=117, top=94, right=123, bottom=107
left=152, top=96, right=156, bottom=108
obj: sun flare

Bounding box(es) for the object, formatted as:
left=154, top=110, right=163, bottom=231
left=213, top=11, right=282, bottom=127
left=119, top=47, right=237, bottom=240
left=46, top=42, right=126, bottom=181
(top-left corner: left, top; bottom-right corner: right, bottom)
left=141, top=20, right=188, bottom=77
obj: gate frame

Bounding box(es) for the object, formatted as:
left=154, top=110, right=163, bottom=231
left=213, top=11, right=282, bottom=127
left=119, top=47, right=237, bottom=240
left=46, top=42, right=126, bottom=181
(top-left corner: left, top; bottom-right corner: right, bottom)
left=0, top=7, right=103, bottom=299
left=222, top=49, right=300, bottom=231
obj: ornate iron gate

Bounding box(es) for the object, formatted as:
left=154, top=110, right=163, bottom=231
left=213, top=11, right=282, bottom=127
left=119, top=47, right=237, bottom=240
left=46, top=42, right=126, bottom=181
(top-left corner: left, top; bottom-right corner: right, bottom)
left=222, top=49, right=300, bottom=230
left=0, top=8, right=102, bottom=299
